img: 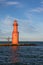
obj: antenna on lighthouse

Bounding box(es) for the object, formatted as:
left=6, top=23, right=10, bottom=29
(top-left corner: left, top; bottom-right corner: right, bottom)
left=7, top=37, right=10, bottom=43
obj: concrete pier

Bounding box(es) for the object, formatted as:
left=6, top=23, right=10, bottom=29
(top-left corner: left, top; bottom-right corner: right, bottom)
left=0, top=44, right=37, bottom=46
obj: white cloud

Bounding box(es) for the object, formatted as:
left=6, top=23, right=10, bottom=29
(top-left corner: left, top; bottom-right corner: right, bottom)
left=6, top=1, right=22, bottom=8
left=6, top=1, right=19, bottom=5
left=0, top=16, right=35, bottom=41
left=0, top=16, right=14, bottom=37
left=22, top=10, right=43, bottom=41
left=0, top=0, right=22, bottom=8
left=31, top=7, right=43, bottom=12
left=0, top=0, right=23, bottom=7
left=0, top=15, right=43, bottom=41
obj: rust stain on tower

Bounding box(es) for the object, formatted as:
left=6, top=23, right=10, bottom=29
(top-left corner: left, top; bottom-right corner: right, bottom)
left=12, top=20, right=19, bottom=44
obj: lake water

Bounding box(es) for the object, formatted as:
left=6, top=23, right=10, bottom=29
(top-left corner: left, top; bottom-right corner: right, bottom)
left=0, top=41, right=43, bottom=65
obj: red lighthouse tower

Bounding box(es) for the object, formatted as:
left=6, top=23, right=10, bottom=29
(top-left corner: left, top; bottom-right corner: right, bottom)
left=12, top=20, right=19, bottom=44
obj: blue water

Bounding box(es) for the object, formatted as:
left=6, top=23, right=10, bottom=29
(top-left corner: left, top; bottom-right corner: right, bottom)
left=0, top=42, right=43, bottom=65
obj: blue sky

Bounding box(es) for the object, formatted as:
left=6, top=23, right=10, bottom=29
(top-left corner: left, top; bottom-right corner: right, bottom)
left=0, top=0, right=43, bottom=41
